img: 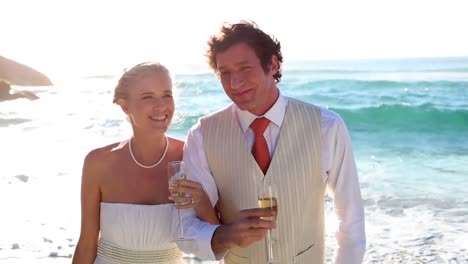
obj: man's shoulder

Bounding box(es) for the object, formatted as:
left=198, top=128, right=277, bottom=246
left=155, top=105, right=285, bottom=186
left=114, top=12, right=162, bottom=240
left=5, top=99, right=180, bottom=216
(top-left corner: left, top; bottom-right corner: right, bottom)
left=318, top=107, right=349, bottom=133
left=287, top=97, right=345, bottom=126
left=320, top=107, right=344, bottom=123
left=287, top=97, right=321, bottom=111
left=199, top=104, right=233, bottom=122
left=187, top=104, right=233, bottom=134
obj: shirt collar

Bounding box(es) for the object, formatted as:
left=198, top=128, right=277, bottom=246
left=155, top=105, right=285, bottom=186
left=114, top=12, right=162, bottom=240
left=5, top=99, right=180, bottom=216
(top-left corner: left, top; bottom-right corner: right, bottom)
left=235, top=93, right=288, bottom=132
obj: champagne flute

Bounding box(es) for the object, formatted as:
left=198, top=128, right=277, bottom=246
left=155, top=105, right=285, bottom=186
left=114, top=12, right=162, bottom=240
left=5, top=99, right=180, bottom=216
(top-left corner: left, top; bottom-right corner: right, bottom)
left=257, top=180, right=278, bottom=264
left=168, top=161, right=193, bottom=242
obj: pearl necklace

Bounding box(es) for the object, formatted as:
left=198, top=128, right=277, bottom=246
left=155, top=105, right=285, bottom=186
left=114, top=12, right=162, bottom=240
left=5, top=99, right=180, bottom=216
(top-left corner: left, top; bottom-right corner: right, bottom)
left=128, top=136, right=169, bottom=169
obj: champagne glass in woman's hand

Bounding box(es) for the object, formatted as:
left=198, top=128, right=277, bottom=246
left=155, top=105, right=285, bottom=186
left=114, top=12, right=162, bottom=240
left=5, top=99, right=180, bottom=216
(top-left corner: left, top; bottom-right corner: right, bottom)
left=257, top=180, right=278, bottom=264
left=168, top=161, right=193, bottom=242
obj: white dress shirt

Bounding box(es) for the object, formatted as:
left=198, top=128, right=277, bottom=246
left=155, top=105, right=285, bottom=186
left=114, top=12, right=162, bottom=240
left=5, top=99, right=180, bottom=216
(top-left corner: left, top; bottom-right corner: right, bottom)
left=180, top=94, right=366, bottom=263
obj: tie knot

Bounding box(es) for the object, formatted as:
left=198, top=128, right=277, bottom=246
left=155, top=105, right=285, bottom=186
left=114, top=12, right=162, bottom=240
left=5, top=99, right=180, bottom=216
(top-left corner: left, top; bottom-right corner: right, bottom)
left=250, top=117, right=270, bottom=137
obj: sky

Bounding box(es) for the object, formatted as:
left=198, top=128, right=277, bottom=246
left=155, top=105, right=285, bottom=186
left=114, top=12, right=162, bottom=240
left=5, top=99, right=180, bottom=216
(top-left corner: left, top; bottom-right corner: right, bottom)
left=1, top=0, right=468, bottom=78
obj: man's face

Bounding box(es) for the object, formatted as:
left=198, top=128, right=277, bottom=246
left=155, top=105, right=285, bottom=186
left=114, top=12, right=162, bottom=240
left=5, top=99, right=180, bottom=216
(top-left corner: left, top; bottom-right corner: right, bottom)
left=216, top=42, right=279, bottom=116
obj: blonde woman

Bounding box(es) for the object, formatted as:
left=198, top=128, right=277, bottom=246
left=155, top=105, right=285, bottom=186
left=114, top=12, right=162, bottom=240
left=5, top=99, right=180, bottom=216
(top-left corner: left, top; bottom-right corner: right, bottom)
left=72, top=62, right=219, bottom=264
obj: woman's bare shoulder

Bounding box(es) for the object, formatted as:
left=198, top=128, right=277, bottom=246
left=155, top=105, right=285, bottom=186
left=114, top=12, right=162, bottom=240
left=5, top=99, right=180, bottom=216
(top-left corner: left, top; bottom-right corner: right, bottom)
left=168, top=137, right=185, bottom=160
left=169, top=137, right=184, bottom=148
left=84, top=141, right=127, bottom=169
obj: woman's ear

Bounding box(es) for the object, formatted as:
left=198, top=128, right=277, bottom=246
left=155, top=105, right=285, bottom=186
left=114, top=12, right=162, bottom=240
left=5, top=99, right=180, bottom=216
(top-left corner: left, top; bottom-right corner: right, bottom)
left=118, top=99, right=130, bottom=115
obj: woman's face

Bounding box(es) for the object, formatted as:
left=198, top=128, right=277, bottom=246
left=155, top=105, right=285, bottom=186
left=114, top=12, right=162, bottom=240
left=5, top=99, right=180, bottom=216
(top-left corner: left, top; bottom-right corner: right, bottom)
left=121, top=72, right=174, bottom=134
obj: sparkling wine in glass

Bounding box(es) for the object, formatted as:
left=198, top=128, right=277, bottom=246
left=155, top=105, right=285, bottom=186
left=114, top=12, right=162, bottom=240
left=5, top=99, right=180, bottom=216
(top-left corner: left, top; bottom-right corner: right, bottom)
left=257, top=197, right=278, bottom=221
left=168, top=161, right=193, bottom=242
left=257, top=181, right=279, bottom=264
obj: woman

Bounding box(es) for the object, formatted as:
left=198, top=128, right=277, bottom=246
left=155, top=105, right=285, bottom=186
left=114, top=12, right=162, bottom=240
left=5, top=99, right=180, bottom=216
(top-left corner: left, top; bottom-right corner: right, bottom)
left=72, top=62, right=219, bottom=264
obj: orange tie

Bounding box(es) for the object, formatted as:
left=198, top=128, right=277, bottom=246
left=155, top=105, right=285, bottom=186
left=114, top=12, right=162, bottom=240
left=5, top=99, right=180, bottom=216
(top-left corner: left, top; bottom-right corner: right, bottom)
left=250, top=117, right=271, bottom=174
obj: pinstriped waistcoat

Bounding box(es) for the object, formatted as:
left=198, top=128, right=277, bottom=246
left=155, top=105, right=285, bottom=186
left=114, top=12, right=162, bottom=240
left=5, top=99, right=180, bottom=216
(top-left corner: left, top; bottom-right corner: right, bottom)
left=200, top=98, right=326, bottom=264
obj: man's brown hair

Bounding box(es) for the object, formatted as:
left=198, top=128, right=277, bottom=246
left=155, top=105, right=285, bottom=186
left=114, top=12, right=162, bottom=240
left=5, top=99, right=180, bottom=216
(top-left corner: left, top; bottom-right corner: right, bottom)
left=206, top=20, right=284, bottom=83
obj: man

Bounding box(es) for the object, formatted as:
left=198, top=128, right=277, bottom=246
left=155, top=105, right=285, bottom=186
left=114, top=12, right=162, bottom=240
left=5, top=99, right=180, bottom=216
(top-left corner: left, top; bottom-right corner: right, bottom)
left=179, top=21, right=366, bottom=263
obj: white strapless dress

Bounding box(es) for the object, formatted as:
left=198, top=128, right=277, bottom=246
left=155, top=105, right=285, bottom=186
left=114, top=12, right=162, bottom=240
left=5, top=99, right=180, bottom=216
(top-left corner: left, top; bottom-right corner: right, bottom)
left=94, top=202, right=184, bottom=264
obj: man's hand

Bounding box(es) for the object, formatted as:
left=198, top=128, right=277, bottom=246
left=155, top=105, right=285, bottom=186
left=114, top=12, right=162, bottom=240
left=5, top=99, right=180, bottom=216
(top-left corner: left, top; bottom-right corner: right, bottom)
left=211, top=208, right=276, bottom=254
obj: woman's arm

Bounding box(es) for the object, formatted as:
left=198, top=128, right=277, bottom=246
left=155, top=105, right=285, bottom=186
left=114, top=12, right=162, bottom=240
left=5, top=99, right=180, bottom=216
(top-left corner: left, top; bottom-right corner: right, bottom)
left=169, top=138, right=220, bottom=225
left=72, top=150, right=102, bottom=264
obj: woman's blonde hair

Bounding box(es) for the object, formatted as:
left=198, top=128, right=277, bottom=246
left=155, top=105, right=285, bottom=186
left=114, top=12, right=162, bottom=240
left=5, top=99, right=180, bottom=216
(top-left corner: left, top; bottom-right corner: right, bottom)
left=113, top=62, right=170, bottom=104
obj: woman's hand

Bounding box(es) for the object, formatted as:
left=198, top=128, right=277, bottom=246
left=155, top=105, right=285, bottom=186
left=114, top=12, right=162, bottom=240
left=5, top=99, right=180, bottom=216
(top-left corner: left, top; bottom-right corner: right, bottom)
left=169, top=179, right=220, bottom=224
left=168, top=179, right=207, bottom=209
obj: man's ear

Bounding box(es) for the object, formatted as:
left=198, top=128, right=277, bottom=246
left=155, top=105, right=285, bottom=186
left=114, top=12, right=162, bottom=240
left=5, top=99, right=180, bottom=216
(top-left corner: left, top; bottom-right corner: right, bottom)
left=269, top=55, right=279, bottom=75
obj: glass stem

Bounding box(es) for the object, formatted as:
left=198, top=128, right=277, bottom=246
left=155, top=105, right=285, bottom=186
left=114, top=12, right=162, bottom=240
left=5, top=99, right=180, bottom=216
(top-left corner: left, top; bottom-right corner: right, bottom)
left=266, top=229, right=274, bottom=262
left=178, top=210, right=185, bottom=238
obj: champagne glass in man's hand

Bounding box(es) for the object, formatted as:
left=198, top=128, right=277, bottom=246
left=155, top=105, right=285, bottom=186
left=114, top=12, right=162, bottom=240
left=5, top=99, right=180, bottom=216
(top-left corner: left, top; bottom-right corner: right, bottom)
left=257, top=181, right=279, bottom=264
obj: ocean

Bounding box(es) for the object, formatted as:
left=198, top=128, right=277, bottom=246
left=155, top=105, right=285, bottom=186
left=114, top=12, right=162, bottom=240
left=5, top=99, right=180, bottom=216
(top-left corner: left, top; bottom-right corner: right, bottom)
left=0, top=57, right=467, bottom=263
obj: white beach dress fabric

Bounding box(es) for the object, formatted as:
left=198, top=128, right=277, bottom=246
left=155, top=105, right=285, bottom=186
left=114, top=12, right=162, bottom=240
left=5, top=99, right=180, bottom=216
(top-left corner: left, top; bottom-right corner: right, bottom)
left=94, top=202, right=184, bottom=264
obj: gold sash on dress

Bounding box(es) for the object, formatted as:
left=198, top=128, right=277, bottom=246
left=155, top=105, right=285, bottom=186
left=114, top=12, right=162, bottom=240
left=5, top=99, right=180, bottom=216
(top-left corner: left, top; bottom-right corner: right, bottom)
left=97, top=239, right=183, bottom=263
